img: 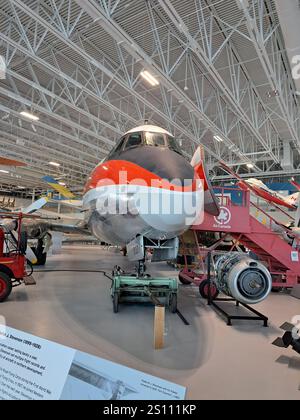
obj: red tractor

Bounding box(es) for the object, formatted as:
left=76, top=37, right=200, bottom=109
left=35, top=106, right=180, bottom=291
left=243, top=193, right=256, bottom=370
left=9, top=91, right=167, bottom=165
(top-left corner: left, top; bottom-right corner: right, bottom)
left=0, top=213, right=34, bottom=302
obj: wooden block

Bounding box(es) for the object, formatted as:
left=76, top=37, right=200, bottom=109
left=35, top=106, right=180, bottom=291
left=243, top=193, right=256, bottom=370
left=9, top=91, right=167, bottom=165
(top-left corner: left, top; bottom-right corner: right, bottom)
left=154, top=305, right=165, bottom=350
left=24, top=276, right=36, bottom=286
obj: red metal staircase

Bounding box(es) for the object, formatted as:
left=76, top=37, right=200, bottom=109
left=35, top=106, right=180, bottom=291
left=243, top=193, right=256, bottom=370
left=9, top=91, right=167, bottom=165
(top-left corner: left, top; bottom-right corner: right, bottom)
left=192, top=187, right=300, bottom=288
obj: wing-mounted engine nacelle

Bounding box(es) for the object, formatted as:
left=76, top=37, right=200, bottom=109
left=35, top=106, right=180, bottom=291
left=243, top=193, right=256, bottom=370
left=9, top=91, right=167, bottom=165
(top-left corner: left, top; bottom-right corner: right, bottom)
left=215, top=253, right=272, bottom=304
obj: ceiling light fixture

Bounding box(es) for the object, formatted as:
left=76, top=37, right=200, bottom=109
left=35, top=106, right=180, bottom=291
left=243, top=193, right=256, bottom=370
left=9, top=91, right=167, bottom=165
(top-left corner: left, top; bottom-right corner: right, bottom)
left=20, top=111, right=39, bottom=121
left=49, top=161, right=60, bottom=167
left=140, top=70, right=159, bottom=86
left=0, top=169, right=9, bottom=174
left=246, top=163, right=254, bottom=169
left=213, top=135, right=224, bottom=142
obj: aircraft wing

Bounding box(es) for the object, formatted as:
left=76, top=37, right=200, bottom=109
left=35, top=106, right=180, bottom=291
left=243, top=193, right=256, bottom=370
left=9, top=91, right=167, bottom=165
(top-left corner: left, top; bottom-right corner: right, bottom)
left=47, top=198, right=83, bottom=210
left=22, top=218, right=89, bottom=236
left=48, top=221, right=89, bottom=235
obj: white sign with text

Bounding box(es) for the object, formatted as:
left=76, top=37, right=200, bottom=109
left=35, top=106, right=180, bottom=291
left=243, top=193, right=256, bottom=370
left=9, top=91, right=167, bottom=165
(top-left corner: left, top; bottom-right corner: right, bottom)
left=0, top=326, right=186, bottom=400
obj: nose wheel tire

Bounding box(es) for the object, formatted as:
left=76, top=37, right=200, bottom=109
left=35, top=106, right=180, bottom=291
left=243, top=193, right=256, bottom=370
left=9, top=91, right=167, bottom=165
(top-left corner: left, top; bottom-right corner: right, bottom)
left=199, top=280, right=219, bottom=300
left=31, top=247, right=47, bottom=266
left=0, top=272, right=12, bottom=303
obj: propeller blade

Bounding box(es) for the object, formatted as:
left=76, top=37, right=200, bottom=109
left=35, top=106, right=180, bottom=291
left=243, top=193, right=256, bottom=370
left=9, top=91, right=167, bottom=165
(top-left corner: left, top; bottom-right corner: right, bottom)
left=23, top=197, right=48, bottom=214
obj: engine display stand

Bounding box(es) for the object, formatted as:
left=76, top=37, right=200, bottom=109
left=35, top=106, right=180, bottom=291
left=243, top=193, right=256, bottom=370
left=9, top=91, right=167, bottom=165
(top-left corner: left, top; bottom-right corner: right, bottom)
left=209, top=298, right=268, bottom=327
left=206, top=252, right=269, bottom=327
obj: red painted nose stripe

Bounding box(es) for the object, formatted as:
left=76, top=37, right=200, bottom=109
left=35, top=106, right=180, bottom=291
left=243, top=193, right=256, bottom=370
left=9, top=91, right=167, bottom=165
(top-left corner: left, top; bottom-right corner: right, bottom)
left=84, top=160, right=204, bottom=194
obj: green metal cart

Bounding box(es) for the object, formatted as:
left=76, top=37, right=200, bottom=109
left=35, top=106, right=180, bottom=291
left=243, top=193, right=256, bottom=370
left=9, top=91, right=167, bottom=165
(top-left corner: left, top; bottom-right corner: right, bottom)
left=111, top=275, right=178, bottom=313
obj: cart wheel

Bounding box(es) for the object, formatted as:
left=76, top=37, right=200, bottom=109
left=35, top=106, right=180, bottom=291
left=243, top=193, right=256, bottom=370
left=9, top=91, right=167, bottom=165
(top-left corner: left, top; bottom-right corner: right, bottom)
left=169, top=293, right=177, bottom=313
left=19, top=231, right=28, bottom=255
left=199, top=280, right=219, bottom=300
left=178, top=271, right=192, bottom=285
left=113, top=293, right=119, bottom=313
left=0, top=272, right=12, bottom=303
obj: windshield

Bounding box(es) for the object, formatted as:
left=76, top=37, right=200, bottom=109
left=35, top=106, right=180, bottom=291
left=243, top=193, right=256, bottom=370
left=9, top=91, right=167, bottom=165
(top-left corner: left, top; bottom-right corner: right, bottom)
left=167, top=136, right=183, bottom=155
left=106, top=131, right=183, bottom=160
left=145, top=132, right=166, bottom=147
left=124, top=132, right=142, bottom=149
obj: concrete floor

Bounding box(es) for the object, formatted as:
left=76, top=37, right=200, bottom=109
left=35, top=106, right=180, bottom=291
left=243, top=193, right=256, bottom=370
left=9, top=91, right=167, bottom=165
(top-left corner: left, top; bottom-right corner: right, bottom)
left=1, top=245, right=300, bottom=400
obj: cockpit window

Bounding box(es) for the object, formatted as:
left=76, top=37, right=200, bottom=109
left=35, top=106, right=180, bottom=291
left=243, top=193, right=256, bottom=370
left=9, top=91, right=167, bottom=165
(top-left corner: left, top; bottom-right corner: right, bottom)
left=167, top=136, right=182, bottom=155
left=124, top=132, right=142, bottom=149
left=145, top=132, right=166, bottom=147
left=114, top=137, right=126, bottom=153
left=106, top=136, right=126, bottom=160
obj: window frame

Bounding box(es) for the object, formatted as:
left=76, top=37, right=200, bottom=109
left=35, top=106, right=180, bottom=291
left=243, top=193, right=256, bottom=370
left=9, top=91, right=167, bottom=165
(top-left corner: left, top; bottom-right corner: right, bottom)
left=123, top=132, right=143, bottom=151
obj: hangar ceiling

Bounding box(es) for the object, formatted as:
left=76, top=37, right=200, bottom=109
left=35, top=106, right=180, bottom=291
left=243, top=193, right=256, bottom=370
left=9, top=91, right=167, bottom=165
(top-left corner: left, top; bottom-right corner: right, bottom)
left=0, top=0, right=299, bottom=193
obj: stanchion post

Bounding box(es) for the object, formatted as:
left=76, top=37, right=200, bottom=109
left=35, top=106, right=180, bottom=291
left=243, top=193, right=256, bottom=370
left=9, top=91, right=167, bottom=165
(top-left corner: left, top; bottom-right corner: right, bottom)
left=154, top=305, right=165, bottom=349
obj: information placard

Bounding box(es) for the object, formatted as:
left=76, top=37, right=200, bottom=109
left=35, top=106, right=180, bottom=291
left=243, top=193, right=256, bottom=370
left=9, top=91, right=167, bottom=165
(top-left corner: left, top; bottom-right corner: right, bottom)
left=0, top=326, right=186, bottom=400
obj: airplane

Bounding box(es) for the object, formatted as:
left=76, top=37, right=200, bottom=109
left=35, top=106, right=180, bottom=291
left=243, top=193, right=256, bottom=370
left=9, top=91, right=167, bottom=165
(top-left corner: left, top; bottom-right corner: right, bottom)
left=1, top=125, right=220, bottom=274
left=219, top=163, right=299, bottom=210
left=241, top=178, right=299, bottom=210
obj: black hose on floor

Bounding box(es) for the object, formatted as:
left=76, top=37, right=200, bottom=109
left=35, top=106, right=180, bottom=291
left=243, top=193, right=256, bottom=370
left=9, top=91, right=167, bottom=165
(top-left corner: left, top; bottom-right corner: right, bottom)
left=34, top=269, right=114, bottom=280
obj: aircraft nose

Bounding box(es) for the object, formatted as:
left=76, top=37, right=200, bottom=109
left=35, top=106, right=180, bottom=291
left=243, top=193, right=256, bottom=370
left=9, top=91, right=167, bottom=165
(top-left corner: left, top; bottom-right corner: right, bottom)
left=118, top=147, right=195, bottom=186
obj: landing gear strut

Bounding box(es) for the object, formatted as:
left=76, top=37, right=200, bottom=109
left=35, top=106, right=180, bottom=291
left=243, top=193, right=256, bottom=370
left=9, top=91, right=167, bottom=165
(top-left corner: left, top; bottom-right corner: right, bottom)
left=136, top=259, right=146, bottom=278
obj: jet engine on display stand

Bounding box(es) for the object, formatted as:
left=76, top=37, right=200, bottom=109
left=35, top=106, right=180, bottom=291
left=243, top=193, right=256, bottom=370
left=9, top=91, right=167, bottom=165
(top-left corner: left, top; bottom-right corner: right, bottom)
left=214, top=253, right=272, bottom=305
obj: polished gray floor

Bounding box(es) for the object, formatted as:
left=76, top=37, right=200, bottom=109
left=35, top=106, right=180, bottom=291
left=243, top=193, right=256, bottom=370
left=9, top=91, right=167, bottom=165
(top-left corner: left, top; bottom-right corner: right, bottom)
left=1, top=246, right=300, bottom=400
